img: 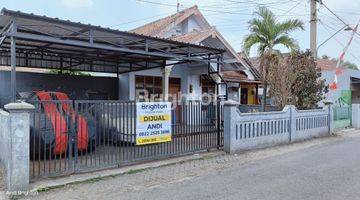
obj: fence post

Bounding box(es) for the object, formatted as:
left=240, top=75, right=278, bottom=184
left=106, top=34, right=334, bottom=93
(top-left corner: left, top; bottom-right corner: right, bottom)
left=217, top=100, right=221, bottom=148
left=328, top=105, right=334, bottom=134
left=283, top=105, right=296, bottom=143
left=3, top=102, right=34, bottom=192
left=223, top=100, right=239, bottom=154
left=352, top=104, right=360, bottom=128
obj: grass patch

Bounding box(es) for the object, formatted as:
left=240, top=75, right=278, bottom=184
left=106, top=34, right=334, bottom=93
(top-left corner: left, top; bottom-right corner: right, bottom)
left=36, top=187, right=50, bottom=193
left=125, top=168, right=147, bottom=175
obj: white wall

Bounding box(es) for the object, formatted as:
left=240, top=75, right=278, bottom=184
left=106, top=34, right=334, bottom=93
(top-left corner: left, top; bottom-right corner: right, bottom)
left=119, top=63, right=209, bottom=101
left=164, top=15, right=203, bottom=39
left=320, top=69, right=360, bottom=106
left=187, top=15, right=201, bottom=32
left=224, top=104, right=332, bottom=154
left=118, top=73, right=129, bottom=101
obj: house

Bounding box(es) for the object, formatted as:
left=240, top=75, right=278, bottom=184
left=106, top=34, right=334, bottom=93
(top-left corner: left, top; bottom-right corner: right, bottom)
left=221, top=53, right=262, bottom=104
left=0, top=11, right=226, bottom=179
left=248, top=55, right=360, bottom=107
left=317, top=58, right=360, bottom=106
left=125, top=5, right=261, bottom=103
left=0, top=8, right=229, bottom=188
left=316, top=58, right=360, bottom=129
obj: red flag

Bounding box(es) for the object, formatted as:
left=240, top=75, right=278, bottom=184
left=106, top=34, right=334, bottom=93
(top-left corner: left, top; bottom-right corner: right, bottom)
left=329, top=82, right=337, bottom=90
left=331, top=21, right=359, bottom=90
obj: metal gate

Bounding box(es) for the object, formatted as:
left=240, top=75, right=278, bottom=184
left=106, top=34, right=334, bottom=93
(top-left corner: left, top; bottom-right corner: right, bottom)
left=333, top=106, right=352, bottom=129
left=29, top=100, right=223, bottom=180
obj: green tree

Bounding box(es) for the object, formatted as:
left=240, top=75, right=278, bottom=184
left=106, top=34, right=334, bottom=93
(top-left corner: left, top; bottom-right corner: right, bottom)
left=268, top=51, right=327, bottom=109
left=243, top=7, right=304, bottom=111
left=330, top=58, right=359, bottom=70
left=343, top=61, right=358, bottom=70
left=291, top=51, right=327, bottom=109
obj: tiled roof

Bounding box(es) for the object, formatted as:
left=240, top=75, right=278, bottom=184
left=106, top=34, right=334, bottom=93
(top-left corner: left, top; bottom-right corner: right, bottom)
left=222, top=70, right=261, bottom=83
left=131, top=6, right=261, bottom=82
left=130, top=6, right=202, bottom=37
left=173, top=30, right=262, bottom=82
left=316, top=59, right=341, bottom=71
left=248, top=57, right=260, bottom=71
left=171, top=28, right=214, bottom=43
left=249, top=56, right=343, bottom=72
left=237, top=52, right=262, bottom=80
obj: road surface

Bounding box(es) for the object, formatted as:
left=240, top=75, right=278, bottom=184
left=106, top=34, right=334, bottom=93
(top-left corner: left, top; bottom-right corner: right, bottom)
left=26, top=130, right=360, bottom=200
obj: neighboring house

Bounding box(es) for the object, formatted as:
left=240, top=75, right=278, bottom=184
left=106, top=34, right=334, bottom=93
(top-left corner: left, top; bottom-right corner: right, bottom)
left=221, top=53, right=261, bottom=104
left=126, top=5, right=261, bottom=103
left=317, top=58, right=358, bottom=129
left=317, top=58, right=360, bottom=107
left=248, top=56, right=360, bottom=107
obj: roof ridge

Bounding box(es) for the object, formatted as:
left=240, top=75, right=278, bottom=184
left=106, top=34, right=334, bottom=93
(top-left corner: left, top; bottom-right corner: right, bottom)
left=130, top=5, right=198, bottom=34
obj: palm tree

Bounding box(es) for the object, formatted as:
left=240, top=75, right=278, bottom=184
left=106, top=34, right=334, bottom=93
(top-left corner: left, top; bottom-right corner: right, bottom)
left=243, top=7, right=304, bottom=111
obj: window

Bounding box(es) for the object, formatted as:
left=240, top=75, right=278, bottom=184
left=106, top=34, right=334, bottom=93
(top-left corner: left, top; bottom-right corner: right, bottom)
left=200, top=75, right=216, bottom=103
left=200, top=75, right=216, bottom=94
left=135, top=75, right=181, bottom=101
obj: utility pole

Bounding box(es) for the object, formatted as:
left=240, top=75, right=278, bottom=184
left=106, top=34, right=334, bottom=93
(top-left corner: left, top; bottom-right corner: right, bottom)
left=177, top=0, right=180, bottom=12
left=310, top=0, right=317, bottom=59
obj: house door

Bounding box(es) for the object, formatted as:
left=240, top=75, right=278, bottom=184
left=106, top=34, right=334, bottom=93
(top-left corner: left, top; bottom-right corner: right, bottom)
left=168, top=78, right=181, bottom=102
left=241, top=88, right=248, bottom=104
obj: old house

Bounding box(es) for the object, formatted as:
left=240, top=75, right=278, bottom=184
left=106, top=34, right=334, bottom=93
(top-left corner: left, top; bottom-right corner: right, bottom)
left=127, top=6, right=261, bottom=103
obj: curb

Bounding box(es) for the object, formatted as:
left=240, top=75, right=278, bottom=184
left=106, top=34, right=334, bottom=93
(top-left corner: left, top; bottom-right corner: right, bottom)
left=30, top=151, right=224, bottom=194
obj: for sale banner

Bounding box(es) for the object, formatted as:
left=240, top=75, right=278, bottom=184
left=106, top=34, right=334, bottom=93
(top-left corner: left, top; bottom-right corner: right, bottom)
left=136, top=102, right=172, bottom=145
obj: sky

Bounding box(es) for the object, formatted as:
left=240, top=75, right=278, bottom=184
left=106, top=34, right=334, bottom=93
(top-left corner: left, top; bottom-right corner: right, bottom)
left=2, top=0, right=360, bottom=66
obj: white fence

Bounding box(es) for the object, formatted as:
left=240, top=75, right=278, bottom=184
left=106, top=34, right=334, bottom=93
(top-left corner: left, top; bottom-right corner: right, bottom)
left=224, top=102, right=333, bottom=153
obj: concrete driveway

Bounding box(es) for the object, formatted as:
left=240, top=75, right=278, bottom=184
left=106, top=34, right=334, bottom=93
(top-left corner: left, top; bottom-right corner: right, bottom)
left=24, top=129, right=360, bottom=200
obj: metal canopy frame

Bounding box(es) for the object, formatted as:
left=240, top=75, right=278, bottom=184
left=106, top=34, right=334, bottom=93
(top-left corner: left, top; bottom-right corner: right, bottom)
left=0, top=8, right=224, bottom=102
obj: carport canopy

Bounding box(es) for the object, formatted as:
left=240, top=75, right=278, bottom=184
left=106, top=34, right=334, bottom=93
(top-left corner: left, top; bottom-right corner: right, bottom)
left=0, top=8, right=224, bottom=101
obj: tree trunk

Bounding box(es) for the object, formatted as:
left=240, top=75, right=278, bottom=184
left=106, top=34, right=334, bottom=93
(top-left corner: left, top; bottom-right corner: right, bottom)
left=261, top=84, right=267, bottom=112
left=260, top=49, right=272, bottom=112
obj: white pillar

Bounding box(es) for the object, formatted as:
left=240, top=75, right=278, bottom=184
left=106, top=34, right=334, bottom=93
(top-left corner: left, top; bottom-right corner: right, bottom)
left=223, top=100, right=240, bottom=154
left=3, top=102, right=34, bottom=192
left=352, top=104, right=360, bottom=128
left=162, top=66, right=173, bottom=101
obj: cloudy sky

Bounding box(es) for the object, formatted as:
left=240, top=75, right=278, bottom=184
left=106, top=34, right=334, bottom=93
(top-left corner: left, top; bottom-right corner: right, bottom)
left=2, top=0, right=360, bottom=65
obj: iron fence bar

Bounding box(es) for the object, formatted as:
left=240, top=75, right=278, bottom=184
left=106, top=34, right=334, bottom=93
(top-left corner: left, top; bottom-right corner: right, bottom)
left=29, top=99, right=224, bottom=180
left=217, top=100, right=221, bottom=148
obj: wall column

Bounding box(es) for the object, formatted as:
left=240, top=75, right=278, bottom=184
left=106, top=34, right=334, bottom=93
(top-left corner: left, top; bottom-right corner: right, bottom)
left=162, top=66, right=173, bottom=101
left=3, top=102, right=34, bottom=192
left=223, top=100, right=240, bottom=154
left=352, top=104, right=360, bottom=128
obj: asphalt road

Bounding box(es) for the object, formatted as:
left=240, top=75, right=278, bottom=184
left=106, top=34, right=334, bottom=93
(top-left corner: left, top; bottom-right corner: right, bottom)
left=27, top=131, right=360, bottom=200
